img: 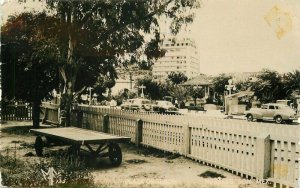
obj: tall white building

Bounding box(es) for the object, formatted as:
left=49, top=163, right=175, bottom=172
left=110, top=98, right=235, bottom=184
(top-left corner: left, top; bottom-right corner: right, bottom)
left=152, top=36, right=200, bottom=79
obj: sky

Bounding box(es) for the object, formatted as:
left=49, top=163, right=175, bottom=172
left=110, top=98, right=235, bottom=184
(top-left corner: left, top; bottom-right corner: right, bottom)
left=1, top=0, right=300, bottom=75
left=189, top=0, right=300, bottom=75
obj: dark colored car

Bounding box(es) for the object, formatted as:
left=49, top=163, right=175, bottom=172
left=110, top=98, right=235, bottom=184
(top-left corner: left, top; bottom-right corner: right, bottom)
left=152, top=100, right=180, bottom=114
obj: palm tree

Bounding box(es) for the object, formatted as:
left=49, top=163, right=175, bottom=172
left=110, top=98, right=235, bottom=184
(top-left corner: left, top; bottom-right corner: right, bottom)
left=284, top=69, right=300, bottom=97
left=251, top=69, right=284, bottom=103
left=169, top=86, right=187, bottom=108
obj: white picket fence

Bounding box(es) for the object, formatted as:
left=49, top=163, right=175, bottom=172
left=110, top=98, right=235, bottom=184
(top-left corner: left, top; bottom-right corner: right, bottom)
left=69, top=105, right=300, bottom=188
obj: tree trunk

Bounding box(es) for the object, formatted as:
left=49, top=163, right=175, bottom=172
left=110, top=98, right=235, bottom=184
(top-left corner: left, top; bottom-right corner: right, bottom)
left=32, top=99, right=41, bottom=128
left=59, top=9, right=76, bottom=127
left=32, top=57, right=40, bottom=128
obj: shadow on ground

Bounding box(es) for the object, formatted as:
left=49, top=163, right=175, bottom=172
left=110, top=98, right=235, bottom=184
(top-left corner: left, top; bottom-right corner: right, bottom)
left=1, top=125, right=34, bottom=136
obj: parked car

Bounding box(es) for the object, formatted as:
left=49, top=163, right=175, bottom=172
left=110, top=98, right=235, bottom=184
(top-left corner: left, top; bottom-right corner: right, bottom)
left=152, top=100, right=180, bottom=114
left=244, top=103, right=298, bottom=124
left=120, top=98, right=152, bottom=111
left=187, top=104, right=206, bottom=112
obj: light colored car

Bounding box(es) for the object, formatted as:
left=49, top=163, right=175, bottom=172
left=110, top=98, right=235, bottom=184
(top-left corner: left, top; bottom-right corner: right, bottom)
left=152, top=100, right=179, bottom=114
left=120, top=98, right=152, bottom=111
left=244, top=103, right=298, bottom=124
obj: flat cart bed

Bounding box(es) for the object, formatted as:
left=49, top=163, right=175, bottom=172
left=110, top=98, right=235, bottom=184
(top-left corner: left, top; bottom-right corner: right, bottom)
left=30, top=127, right=131, bottom=166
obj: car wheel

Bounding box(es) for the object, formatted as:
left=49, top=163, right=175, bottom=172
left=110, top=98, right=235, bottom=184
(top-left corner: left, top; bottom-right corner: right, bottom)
left=247, top=114, right=253, bottom=122
left=159, top=108, right=165, bottom=114
left=275, top=115, right=283, bottom=124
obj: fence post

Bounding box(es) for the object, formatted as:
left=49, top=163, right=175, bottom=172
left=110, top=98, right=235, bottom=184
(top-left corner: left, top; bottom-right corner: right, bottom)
left=256, top=133, right=271, bottom=179
left=42, top=107, right=48, bottom=124
left=135, top=119, right=143, bottom=147
left=77, top=110, right=83, bottom=128
left=103, top=114, right=109, bottom=133
left=183, top=123, right=191, bottom=156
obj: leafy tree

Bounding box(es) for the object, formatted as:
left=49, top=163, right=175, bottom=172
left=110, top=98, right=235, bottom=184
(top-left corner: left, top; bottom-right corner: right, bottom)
left=167, top=72, right=188, bottom=85
left=212, top=74, right=232, bottom=105
left=251, top=69, right=285, bottom=103
left=1, top=13, right=59, bottom=128
left=3, top=0, right=199, bottom=126
left=189, top=87, right=205, bottom=106
left=136, top=76, right=167, bottom=100
left=138, top=60, right=152, bottom=70
left=169, top=85, right=187, bottom=107
left=44, top=0, right=200, bottom=125
left=113, top=88, right=138, bottom=105
left=235, top=81, right=249, bottom=92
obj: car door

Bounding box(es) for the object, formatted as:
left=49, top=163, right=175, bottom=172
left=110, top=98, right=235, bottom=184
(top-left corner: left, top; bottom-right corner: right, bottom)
left=264, top=105, right=276, bottom=119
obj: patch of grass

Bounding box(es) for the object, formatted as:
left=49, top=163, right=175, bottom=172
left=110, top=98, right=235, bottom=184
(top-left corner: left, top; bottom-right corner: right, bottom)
left=166, top=153, right=180, bottom=160
left=198, top=170, right=226, bottom=178
left=20, top=142, right=34, bottom=148
left=0, top=152, right=94, bottom=187
left=1, top=125, right=33, bottom=136
left=136, top=146, right=179, bottom=159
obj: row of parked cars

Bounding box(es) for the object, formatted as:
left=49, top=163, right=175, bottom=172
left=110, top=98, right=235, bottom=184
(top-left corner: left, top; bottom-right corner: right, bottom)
left=119, top=99, right=299, bottom=124
left=120, top=98, right=179, bottom=114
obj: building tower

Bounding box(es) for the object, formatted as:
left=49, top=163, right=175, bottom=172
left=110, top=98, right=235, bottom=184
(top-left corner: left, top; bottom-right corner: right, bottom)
left=152, top=36, right=200, bottom=79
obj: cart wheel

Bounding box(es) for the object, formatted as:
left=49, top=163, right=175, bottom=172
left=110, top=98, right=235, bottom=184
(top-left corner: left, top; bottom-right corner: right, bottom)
left=109, top=143, right=122, bottom=166
left=35, top=136, right=44, bottom=157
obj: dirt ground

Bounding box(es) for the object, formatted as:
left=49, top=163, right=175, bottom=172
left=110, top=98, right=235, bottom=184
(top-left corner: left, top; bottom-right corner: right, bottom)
left=0, top=121, right=270, bottom=188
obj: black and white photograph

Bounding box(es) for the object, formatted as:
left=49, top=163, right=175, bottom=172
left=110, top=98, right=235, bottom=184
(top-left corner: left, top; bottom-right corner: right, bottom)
left=1, top=0, right=300, bottom=187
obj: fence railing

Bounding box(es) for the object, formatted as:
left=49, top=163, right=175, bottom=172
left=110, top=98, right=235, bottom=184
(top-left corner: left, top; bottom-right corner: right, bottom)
left=1, top=104, right=32, bottom=121
left=45, top=105, right=300, bottom=188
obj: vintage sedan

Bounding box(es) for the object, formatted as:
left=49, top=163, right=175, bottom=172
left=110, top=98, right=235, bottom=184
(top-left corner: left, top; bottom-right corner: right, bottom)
left=152, top=100, right=180, bottom=114
left=244, top=103, right=298, bottom=124
left=120, top=98, right=152, bottom=111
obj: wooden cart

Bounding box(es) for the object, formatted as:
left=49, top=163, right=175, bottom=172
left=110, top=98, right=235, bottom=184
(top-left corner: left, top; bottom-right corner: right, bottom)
left=30, top=127, right=131, bottom=166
